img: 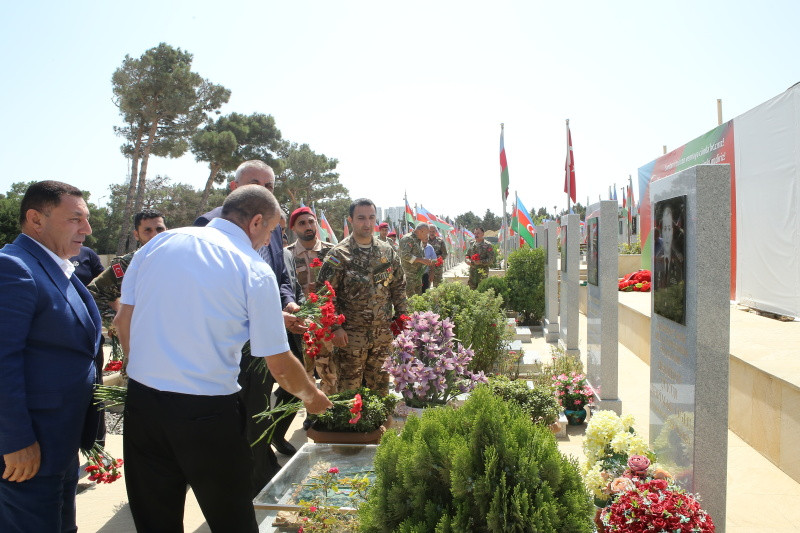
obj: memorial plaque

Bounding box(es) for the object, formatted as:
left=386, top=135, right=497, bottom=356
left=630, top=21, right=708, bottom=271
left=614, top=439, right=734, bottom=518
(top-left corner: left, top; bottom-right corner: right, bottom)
left=587, top=217, right=598, bottom=287
left=649, top=165, right=730, bottom=529
left=653, top=195, right=687, bottom=325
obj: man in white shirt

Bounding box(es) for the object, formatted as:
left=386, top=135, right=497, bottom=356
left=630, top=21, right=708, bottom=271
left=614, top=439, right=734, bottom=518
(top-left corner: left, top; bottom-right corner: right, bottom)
left=115, top=185, right=330, bottom=532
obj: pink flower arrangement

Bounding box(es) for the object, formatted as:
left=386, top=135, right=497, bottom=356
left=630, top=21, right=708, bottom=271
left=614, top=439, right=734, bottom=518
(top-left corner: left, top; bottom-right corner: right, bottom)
left=551, top=372, right=594, bottom=410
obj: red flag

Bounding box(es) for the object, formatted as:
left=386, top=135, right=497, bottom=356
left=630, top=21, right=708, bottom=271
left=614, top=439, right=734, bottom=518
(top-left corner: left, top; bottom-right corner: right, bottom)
left=564, top=122, right=576, bottom=203
left=343, top=217, right=350, bottom=238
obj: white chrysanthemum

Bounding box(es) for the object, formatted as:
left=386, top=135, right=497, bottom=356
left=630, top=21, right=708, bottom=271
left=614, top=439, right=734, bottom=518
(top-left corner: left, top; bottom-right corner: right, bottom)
left=582, top=463, right=608, bottom=498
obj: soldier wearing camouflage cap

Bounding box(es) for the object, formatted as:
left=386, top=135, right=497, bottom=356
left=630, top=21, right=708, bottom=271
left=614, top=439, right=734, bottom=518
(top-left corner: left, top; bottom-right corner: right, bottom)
left=87, top=209, right=166, bottom=324
left=398, top=224, right=433, bottom=297
left=316, top=198, right=407, bottom=394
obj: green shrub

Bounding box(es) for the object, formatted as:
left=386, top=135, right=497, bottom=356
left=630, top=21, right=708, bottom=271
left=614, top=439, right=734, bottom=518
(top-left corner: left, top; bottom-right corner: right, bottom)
left=505, top=247, right=545, bottom=324
left=359, top=387, right=594, bottom=532
left=618, top=237, right=642, bottom=254
left=307, top=387, right=397, bottom=433
left=476, top=276, right=510, bottom=308
left=488, top=376, right=560, bottom=426
left=408, top=281, right=510, bottom=373
left=528, top=344, right=585, bottom=390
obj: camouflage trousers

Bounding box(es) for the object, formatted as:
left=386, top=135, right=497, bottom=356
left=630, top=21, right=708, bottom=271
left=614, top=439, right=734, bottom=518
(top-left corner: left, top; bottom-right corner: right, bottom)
left=333, top=324, right=393, bottom=394
left=308, top=346, right=338, bottom=395
left=468, top=266, right=488, bottom=290
left=405, top=270, right=425, bottom=297
left=430, top=265, right=444, bottom=287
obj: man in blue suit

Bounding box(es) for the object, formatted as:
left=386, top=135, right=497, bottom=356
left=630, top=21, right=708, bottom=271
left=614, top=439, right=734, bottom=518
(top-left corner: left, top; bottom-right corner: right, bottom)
left=0, top=180, right=102, bottom=532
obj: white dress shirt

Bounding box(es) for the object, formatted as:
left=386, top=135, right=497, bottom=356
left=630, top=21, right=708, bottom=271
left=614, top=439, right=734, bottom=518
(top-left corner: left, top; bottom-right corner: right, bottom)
left=121, top=218, right=289, bottom=395
left=23, top=233, right=75, bottom=278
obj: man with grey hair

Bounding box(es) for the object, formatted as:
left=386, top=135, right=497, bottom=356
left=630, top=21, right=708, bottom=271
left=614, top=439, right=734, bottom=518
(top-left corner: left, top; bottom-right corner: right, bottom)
left=117, top=185, right=331, bottom=531
left=195, top=160, right=304, bottom=479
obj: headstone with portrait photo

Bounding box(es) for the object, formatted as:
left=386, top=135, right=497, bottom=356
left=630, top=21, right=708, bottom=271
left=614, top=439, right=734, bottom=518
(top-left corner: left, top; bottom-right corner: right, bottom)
left=649, top=164, right=730, bottom=528
left=541, top=221, right=559, bottom=342
left=586, top=200, right=621, bottom=413
left=558, top=214, right=580, bottom=356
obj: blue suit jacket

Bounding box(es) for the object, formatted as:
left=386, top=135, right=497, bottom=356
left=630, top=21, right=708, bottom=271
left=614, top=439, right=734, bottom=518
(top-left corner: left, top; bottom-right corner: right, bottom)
left=0, top=235, right=102, bottom=476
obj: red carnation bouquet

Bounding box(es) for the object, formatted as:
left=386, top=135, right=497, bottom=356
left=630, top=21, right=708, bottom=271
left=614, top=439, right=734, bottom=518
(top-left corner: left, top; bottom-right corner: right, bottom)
left=297, top=280, right=345, bottom=358
left=82, top=443, right=124, bottom=484
left=618, top=270, right=651, bottom=292
left=470, top=253, right=481, bottom=263
left=435, top=256, right=443, bottom=267
left=309, top=256, right=324, bottom=282
left=390, top=314, right=410, bottom=337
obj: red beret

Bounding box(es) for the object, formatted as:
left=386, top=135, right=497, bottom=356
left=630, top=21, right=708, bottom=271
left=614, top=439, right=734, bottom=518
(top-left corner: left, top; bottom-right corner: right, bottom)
left=289, top=207, right=314, bottom=228
left=387, top=231, right=397, bottom=237
left=378, top=222, right=389, bottom=229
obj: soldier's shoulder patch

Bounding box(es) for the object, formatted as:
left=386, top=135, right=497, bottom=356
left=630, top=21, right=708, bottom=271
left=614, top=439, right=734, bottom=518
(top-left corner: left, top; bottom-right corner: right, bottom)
left=111, top=263, right=125, bottom=278
left=325, top=255, right=341, bottom=266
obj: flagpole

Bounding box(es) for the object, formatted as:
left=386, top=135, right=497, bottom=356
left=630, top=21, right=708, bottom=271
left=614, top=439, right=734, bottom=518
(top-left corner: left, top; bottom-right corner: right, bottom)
left=566, top=119, right=572, bottom=213
left=500, top=123, right=508, bottom=268
left=628, top=175, right=634, bottom=246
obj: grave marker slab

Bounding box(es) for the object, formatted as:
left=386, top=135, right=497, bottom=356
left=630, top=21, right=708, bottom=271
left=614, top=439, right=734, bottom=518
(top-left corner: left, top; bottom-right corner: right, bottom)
left=586, top=200, right=621, bottom=413
left=559, top=214, right=580, bottom=356
left=649, top=164, right=730, bottom=530
left=541, top=221, right=559, bottom=341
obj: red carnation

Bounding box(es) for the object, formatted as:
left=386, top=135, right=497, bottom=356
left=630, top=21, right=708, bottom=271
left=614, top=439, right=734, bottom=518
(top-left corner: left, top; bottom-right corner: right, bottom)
left=310, top=257, right=323, bottom=268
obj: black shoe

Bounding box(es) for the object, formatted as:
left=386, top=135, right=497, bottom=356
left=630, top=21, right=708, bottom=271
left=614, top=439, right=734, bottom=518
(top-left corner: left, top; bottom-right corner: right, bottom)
left=273, top=438, right=297, bottom=456
left=302, top=418, right=314, bottom=431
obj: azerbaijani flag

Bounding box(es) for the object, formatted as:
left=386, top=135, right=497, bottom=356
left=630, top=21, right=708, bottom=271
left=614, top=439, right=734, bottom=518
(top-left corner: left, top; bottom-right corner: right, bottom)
left=500, top=124, right=509, bottom=199
left=511, top=197, right=536, bottom=248
left=319, top=211, right=338, bottom=244
left=405, top=199, right=414, bottom=225
left=416, top=205, right=434, bottom=223
left=343, top=217, right=350, bottom=238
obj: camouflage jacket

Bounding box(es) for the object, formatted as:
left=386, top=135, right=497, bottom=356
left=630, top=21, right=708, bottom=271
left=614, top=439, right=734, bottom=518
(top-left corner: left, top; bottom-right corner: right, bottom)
left=316, top=236, right=407, bottom=330
left=87, top=251, right=135, bottom=323
left=286, top=239, right=335, bottom=298
left=428, top=235, right=448, bottom=259
left=397, top=233, right=425, bottom=278
left=466, top=241, right=495, bottom=268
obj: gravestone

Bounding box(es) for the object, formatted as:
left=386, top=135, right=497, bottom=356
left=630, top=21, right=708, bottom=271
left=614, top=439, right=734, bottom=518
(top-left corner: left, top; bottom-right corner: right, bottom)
left=649, top=164, right=730, bottom=530
left=558, top=214, right=579, bottom=356
left=585, top=201, right=622, bottom=413
left=541, top=221, right=559, bottom=342
left=535, top=224, right=545, bottom=249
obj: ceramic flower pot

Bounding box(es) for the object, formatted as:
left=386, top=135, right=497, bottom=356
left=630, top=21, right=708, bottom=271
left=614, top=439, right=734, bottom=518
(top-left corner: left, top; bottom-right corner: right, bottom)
left=564, top=408, right=587, bottom=425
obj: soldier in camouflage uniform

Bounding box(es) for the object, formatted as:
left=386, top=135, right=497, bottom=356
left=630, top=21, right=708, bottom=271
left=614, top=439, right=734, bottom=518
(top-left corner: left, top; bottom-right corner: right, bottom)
left=427, top=223, right=448, bottom=288
left=398, top=224, right=433, bottom=297
left=316, top=199, right=407, bottom=394
left=285, top=207, right=337, bottom=392
left=87, top=210, right=167, bottom=324
left=466, top=226, right=495, bottom=290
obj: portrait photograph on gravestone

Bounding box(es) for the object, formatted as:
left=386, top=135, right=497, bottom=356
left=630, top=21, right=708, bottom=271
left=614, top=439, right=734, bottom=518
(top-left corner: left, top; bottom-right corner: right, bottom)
left=653, top=195, right=687, bottom=325
left=560, top=225, right=567, bottom=273
left=587, top=217, right=598, bottom=286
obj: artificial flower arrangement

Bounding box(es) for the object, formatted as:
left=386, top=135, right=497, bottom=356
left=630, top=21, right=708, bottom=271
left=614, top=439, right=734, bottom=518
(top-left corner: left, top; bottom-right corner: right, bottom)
left=583, top=411, right=715, bottom=532
left=305, top=387, right=397, bottom=433
left=296, top=280, right=345, bottom=359
left=551, top=372, right=594, bottom=411
left=383, top=311, right=487, bottom=407
left=618, top=270, right=651, bottom=292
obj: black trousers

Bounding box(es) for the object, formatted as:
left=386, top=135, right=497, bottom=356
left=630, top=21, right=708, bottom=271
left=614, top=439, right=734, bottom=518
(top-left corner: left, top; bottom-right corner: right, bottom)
left=123, top=380, right=258, bottom=533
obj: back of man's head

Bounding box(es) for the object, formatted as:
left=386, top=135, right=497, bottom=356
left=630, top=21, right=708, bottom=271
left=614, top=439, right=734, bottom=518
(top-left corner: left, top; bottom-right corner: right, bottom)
left=222, top=184, right=279, bottom=227
left=134, top=209, right=166, bottom=230
left=19, top=180, right=83, bottom=227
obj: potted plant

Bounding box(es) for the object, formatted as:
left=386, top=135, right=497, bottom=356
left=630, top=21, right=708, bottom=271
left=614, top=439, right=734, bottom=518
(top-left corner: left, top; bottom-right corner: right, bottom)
left=383, top=311, right=487, bottom=409
left=304, top=387, right=397, bottom=445
left=552, top=371, right=594, bottom=425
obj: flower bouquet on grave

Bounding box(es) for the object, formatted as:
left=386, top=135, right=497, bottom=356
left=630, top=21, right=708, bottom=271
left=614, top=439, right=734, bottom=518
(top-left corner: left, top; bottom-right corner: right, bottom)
left=296, top=280, right=345, bottom=359
left=81, top=442, right=124, bottom=484
left=383, top=311, right=487, bottom=408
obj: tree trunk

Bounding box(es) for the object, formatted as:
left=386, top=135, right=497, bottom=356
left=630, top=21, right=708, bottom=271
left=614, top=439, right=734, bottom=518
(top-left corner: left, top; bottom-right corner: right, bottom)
left=116, top=124, right=145, bottom=255
left=130, top=119, right=160, bottom=252
left=195, top=162, right=222, bottom=218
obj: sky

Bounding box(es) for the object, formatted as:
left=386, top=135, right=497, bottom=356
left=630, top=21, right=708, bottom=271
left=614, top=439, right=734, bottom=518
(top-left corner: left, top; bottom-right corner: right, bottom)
left=1, top=0, right=798, bottom=221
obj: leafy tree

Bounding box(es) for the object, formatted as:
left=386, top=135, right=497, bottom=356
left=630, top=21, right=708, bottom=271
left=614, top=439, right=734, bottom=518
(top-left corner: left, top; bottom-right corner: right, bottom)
left=506, top=247, right=546, bottom=324
left=191, top=112, right=283, bottom=216
left=482, top=208, right=502, bottom=231
left=455, top=210, right=482, bottom=230
left=112, top=42, right=230, bottom=253
left=273, top=142, right=348, bottom=215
